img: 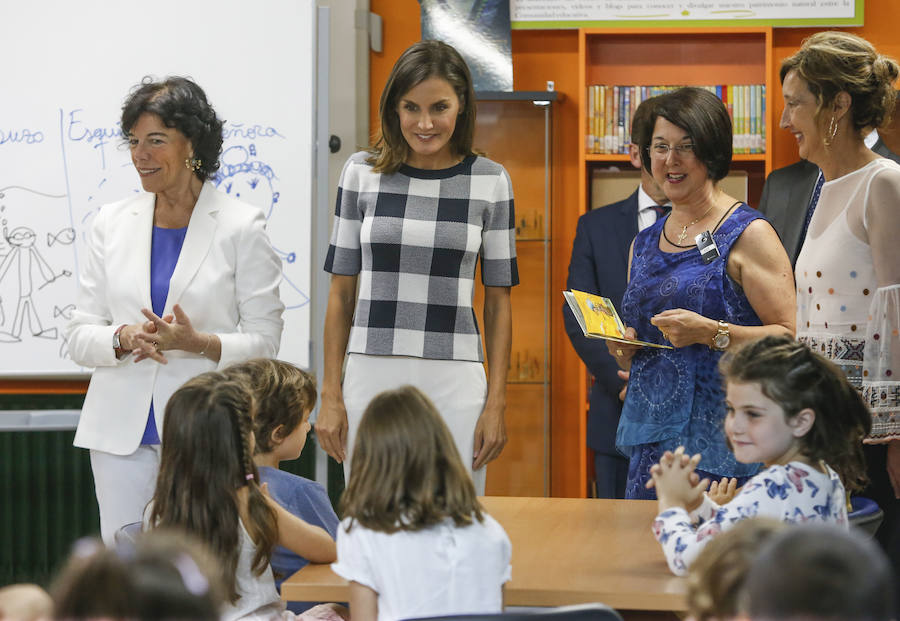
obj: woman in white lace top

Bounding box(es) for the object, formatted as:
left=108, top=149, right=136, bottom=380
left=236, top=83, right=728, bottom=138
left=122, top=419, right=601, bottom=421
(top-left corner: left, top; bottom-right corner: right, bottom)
left=779, top=30, right=900, bottom=573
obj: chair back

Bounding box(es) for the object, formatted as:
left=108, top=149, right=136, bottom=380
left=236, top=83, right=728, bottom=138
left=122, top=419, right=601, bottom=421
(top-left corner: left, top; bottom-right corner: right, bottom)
left=848, top=496, right=883, bottom=538
left=114, top=521, right=143, bottom=546
left=404, top=603, right=624, bottom=621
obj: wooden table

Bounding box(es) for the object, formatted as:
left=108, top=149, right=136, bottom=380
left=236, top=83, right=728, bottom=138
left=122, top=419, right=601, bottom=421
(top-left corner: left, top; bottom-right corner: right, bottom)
left=282, top=497, right=687, bottom=619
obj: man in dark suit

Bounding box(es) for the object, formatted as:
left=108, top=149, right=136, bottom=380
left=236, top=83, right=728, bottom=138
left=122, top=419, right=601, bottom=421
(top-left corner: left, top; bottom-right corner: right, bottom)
left=563, top=98, right=669, bottom=498
left=759, top=130, right=900, bottom=266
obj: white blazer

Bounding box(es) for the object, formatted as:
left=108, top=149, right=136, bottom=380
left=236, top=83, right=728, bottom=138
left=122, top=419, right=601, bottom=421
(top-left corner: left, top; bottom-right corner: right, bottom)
left=67, top=182, right=285, bottom=455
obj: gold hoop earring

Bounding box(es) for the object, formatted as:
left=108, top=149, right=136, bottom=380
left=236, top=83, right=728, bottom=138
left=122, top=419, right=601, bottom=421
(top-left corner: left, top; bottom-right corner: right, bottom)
left=824, top=115, right=838, bottom=147
left=184, top=157, right=202, bottom=172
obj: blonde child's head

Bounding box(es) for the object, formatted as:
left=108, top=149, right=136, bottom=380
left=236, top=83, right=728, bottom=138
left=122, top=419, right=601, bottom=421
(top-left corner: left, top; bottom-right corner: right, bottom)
left=685, top=517, right=786, bottom=621
left=719, top=335, right=870, bottom=491
left=149, top=372, right=277, bottom=602
left=224, top=358, right=317, bottom=460
left=0, top=584, right=52, bottom=621
left=340, top=385, right=482, bottom=533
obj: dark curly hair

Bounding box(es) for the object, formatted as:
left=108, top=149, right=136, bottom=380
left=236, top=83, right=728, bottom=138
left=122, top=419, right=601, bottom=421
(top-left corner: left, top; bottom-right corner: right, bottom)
left=638, top=87, right=733, bottom=182
left=719, top=335, right=871, bottom=492
left=121, top=76, right=224, bottom=181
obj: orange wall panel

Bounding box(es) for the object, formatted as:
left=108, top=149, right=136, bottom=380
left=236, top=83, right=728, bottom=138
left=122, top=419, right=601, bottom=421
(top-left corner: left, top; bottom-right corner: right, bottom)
left=485, top=383, right=546, bottom=496
left=369, top=0, right=422, bottom=145
left=0, top=380, right=88, bottom=394
left=508, top=30, right=585, bottom=497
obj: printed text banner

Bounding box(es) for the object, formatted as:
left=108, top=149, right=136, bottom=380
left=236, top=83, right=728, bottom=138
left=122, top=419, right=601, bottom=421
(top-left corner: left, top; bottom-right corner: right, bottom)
left=510, top=0, right=863, bottom=28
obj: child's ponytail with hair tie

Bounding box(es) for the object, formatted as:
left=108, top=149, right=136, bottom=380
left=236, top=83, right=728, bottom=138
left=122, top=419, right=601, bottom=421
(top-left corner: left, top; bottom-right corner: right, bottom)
left=223, top=388, right=258, bottom=487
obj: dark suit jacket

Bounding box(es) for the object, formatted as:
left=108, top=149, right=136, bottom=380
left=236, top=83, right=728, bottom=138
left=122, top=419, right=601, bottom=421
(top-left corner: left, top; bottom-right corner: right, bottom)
left=757, top=159, right=819, bottom=267
left=759, top=138, right=900, bottom=266
left=563, top=190, right=638, bottom=456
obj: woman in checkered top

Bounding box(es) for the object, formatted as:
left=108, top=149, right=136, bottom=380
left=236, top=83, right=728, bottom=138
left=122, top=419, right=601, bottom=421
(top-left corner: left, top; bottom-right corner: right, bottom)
left=317, top=40, right=519, bottom=494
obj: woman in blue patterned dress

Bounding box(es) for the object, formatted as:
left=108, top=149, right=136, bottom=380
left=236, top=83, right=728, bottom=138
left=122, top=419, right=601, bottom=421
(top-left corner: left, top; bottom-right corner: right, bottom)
left=609, top=88, right=796, bottom=499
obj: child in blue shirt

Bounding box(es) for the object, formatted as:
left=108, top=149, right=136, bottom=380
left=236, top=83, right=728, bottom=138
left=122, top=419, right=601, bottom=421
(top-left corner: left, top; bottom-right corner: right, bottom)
left=225, top=359, right=340, bottom=598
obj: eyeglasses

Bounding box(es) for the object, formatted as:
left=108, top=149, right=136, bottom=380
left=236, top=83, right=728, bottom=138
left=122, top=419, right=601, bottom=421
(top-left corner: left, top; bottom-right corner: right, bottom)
left=647, top=143, right=695, bottom=159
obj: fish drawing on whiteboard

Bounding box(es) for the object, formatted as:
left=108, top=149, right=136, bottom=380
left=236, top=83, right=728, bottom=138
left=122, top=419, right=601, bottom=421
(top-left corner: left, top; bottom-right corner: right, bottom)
left=54, top=304, right=76, bottom=320
left=0, top=225, right=72, bottom=342
left=214, top=144, right=309, bottom=310
left=47, top=227, right=76, bottom=247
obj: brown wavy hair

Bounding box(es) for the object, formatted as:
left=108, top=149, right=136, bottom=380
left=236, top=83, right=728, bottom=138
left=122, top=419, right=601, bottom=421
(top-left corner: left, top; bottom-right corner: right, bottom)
left=780, top=31, right=900, bottom=134
left=52, top=530, right=224, bottom=620
left=340, top=385, right=483, bottom=532
left=719, top=335, right=871, bottom=492
left=223, top=359, right=317, bottom=454
left=368, top=40, right=477, bottom=174
left=148, top=372, right=278, bottom=602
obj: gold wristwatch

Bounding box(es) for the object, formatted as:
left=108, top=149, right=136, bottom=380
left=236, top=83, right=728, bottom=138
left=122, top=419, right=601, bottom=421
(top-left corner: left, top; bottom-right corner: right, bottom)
left=712, top=320, right=730, bottom=351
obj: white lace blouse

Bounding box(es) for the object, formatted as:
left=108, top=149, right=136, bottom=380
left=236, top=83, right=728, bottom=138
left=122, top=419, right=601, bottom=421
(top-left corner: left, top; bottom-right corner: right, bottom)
left=796, top=157, right=900, bottom=441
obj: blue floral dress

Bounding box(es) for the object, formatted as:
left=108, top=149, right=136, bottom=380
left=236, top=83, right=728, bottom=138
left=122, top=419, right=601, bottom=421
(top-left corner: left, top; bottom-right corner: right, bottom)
left=618, top=203, right=764, bottom=498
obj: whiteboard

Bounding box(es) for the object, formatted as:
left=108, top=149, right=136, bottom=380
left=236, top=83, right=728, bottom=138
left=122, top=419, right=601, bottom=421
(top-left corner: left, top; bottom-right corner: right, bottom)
left=0, top=0, right=314, bottom=376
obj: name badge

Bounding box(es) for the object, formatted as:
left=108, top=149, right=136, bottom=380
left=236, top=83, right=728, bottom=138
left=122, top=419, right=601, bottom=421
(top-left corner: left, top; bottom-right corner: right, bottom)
left=695, top=231, right=720, bottom=264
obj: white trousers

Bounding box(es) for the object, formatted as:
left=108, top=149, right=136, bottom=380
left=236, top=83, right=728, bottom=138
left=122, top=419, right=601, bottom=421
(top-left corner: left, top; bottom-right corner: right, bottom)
left=90, top=445, right=160, bottom=544
left=342, top=354, right=488, bottom=494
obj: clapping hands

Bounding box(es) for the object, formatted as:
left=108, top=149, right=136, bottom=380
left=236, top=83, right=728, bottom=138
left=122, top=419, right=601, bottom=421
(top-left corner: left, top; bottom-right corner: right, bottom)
left=647, top=446, right=709, bottom=513
left=707, top=476, right=740, bottom=505
left=130, top=304, right=203, bottom=364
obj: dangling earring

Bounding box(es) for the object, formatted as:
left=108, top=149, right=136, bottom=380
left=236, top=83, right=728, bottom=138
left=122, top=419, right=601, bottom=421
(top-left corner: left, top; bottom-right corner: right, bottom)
left=823, top=115, right=838, bottom=147
left=184, top=157, right=202, bottom=171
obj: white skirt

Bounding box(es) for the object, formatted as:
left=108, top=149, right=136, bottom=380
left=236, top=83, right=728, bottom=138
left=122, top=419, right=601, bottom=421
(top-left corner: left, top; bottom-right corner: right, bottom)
left=342, top=353, right=488, bottom=494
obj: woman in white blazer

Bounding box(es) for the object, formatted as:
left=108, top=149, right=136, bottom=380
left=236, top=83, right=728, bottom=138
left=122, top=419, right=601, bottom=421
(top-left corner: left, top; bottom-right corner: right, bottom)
left=66, top=77, right=284, bottom=542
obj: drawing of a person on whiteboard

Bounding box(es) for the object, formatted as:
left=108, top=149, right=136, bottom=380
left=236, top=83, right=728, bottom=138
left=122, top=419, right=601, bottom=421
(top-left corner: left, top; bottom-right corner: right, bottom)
left=0, top=225, right=70, bottom=342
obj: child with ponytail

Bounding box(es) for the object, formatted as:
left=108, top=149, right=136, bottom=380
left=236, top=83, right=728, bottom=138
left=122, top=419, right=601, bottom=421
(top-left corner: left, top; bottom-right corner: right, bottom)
left=147, top=372, right=337, bottom=621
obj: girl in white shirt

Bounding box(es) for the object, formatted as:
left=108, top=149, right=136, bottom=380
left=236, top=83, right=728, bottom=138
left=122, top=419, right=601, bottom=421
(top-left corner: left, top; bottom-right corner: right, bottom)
left=648, top=335, right=871, bottom=575
left=146, top=373, right=337, bottom=620
left=332, top=386, right=512, bottom=621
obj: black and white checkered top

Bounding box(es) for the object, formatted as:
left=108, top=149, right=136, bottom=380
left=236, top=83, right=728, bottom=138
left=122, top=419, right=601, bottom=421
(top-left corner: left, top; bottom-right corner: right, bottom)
left=324, top=151, right=519, bottom=362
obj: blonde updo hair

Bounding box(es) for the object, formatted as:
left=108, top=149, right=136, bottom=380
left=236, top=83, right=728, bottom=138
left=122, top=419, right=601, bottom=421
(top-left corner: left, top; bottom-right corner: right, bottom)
left=780, top=31, right=899, bottom=134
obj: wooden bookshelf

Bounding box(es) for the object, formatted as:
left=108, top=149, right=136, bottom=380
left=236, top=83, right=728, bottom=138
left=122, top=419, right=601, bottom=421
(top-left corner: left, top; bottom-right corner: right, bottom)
left=578, top=27, right=773, bottom=213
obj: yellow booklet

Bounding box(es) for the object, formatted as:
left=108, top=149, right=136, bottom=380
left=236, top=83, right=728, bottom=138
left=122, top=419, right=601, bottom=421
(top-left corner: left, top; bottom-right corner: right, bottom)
left=563, top=289, right=673, bottom=349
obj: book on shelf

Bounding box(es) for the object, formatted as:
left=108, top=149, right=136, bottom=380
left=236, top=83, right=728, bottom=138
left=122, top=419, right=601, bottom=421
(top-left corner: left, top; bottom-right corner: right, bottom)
left=585, top=84, right=766, bottom=155
left=563, top=289, right=673, bottom=349
left=605, top=86, right=615, bottom=153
